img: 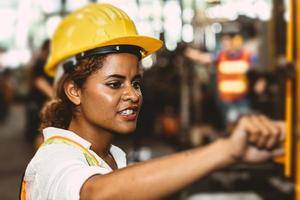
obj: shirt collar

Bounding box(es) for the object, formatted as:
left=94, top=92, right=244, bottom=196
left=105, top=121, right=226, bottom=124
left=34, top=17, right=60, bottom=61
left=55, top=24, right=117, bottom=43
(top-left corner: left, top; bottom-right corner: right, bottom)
left=110, top=145, right=127, bottom=168
left=43, top=127, right=127, bottom=168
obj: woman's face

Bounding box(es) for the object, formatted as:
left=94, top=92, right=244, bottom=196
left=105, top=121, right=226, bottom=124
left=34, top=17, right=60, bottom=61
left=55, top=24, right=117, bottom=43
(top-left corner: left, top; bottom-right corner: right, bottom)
left=79, top=53, right=142, bottom=134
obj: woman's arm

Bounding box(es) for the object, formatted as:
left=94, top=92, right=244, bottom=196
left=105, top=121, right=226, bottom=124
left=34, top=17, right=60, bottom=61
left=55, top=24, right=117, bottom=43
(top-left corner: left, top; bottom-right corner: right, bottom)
left=81, top=115, right=284, bottom=200
left=82, top=139, right=232, bottom=200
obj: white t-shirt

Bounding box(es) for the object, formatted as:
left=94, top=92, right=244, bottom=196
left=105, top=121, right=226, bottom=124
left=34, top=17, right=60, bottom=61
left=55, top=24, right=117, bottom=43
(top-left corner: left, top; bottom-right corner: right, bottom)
left=24, top=127, right=127, bottom=200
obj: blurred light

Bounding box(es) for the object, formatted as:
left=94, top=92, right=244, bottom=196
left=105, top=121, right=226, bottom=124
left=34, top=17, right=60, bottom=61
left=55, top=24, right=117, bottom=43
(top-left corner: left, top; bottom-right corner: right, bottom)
left=39, top=0, right=61, bottom=14
left=99, top=0, right=140, bottom=22
left=237, top=1, right=256, bottom=19
left=152, top=0, right=163, bottom=20
left=99, top=0, right=129, bottom=5
left=254, top=1, right=272, bottom=21
left=223, top=7, right=238, bottom=20
left=141, top=56, right=154, bottom=69
left=0, top=48, right=31, bottom=68
left=66, top=0, right=89, bottom=11
left=136, top=21, right=155, bottom=37
left=138, top=3, right=153, bottom=20
left=0, top=9, right=16, bottom=43
left=205, top=27, right=215, bottom=51
left=182, top=0, right=193, bottom=7
left=138, top=147, right=152, bottom=161
left=284, top=0, right=289, bottom=22
left=163, top=1, right=182, bottom=43
left=164, top=17, right=182, bottom=42
left=0, top=0, right=18, bottom=8
left=46, top=16, right=62, bottom=38
left=182, top=8, right=194, bottom=23
left=30, top=26, right=48, bottom=50
left=99, top=0, right=139, bottom=20
left=15, top=0, right=34, bottom=48
left=163, top=0, right=181, bottom=18
left=211, top=22, right=222, bottom=33
left=196, top=0, right=206, bottom=10
left=120, top=2, right=139, bottom=20
left=165, top=39, right=177, bottom=51
left=15, top=23, right=29, bottom=48
left=182, top=24, right=194, bottom=43
left=204, top=0, right=271, bottom=21
left=284, top=10, right=288, bottom=22
left=153, top=20, right=163, bottom=33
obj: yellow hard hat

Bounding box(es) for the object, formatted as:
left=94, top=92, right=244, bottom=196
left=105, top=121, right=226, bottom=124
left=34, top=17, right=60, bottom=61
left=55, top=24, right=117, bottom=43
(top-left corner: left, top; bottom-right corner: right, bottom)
left=45, top=3, right=163, bottom=77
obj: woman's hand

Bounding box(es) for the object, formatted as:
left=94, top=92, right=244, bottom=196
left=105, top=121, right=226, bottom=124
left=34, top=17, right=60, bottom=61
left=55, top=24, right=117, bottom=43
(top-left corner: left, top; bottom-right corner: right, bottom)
left=226, top=115, right=285, bottom=163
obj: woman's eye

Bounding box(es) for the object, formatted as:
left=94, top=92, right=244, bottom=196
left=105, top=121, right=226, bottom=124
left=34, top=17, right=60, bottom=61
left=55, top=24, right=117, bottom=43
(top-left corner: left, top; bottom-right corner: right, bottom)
left=132, top=81, right=142, bottom=90
left=107, top=82, right=122, bottom=89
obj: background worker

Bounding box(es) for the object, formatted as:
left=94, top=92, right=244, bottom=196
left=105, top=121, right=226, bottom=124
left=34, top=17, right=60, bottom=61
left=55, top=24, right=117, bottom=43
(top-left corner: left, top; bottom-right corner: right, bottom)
left=22, top=4, right=284, bottom=200
left=185, top=33, right=256, bottom=130
left=25, top=39, right=54, bottom=149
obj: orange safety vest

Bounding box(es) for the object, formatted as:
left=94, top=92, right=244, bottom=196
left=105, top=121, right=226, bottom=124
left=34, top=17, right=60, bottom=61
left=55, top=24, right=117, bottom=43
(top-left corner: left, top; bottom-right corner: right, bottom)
left=216, top=51, right=251, bottom=102
left=19, top=136, right=99, bottom=200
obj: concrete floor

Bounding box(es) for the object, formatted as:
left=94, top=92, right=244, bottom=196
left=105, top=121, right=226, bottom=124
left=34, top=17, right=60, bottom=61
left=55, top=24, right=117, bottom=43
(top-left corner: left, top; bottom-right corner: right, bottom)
left=0, top=104, right=33, bottom=200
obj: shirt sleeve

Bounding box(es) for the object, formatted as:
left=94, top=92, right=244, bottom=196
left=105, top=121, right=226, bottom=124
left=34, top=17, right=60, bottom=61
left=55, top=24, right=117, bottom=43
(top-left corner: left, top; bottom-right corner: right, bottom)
left=29, top=144, right=111, bottom=200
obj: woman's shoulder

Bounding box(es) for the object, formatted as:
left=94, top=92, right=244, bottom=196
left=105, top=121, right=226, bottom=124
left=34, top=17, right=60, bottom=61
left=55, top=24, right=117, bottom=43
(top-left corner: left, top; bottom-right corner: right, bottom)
left=23, top=141, right=108, bottom=200
left=25, top=142, right=87, bottom=178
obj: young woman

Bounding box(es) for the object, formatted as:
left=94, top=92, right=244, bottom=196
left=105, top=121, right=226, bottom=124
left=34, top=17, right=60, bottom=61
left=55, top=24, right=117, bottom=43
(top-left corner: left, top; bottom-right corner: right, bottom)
left=21, top=3, right=284, bottom=200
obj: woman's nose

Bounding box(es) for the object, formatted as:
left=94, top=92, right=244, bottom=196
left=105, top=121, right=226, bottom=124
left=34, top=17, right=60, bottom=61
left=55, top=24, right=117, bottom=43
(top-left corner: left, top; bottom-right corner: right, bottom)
left=122, top=85, right=141, bottom=102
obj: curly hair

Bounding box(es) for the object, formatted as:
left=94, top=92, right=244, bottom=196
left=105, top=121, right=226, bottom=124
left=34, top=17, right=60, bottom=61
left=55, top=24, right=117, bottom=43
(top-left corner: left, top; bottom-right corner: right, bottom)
left=39, top=55, right=106, bottom=131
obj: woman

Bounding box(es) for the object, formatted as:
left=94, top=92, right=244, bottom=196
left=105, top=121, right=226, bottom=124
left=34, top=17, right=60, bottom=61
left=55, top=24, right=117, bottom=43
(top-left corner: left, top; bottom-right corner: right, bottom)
left=21, top=3, right=284, bottom=200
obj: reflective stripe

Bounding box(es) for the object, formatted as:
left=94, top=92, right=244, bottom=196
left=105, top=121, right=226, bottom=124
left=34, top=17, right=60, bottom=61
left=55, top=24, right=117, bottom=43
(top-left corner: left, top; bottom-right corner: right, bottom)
left=43, top=136, right=100, bottom=166
left=219, top=60, right=249, bottom=74
left=20, top=136, right=100, bottom=200
left=219, top=80, right=247, bottom=93
left=217, top=51, right=251, bottom=101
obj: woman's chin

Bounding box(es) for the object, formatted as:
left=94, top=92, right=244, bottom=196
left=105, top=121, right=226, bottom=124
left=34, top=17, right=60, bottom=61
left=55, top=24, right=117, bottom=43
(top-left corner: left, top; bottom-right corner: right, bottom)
left=115, top=125, right=137, bottom=134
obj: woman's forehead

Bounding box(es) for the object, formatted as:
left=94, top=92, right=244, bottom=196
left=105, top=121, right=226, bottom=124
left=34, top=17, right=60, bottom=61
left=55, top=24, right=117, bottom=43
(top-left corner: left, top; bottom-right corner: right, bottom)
left=97, top=53, right=141, bottom=76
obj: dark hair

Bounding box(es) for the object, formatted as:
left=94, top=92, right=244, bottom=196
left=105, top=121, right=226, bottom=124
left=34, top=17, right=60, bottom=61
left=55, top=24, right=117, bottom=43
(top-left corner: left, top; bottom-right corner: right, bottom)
left=39, top=55, right=106, bottom=131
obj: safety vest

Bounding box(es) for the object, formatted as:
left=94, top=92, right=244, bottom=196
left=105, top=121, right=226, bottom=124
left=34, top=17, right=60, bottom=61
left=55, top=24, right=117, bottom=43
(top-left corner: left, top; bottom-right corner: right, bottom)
left=19, top=136, right=99, bottom=200
left=216, top=51, right=251, bottom=102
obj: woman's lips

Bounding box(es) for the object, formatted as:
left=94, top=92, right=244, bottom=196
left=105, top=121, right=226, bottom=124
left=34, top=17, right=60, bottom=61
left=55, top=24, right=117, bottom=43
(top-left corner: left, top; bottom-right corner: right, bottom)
left=118, top=108, right=138, bottom=121
left=119, top=112, right=138, bottom=121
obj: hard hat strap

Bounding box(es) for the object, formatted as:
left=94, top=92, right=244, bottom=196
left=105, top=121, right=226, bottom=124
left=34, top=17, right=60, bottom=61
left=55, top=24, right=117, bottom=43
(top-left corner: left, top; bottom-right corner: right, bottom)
left=62, top=45, right=144, bottom=73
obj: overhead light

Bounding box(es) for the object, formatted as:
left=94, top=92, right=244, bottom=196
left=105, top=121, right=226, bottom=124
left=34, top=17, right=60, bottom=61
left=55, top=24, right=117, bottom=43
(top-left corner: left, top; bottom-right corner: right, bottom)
left=182, top=24, right=194, bottom=43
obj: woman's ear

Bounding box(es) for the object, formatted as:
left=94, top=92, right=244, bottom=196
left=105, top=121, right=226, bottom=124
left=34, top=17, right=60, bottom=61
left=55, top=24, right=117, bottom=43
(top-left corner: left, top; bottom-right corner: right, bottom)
left=64, top=80, right=81, bottom=105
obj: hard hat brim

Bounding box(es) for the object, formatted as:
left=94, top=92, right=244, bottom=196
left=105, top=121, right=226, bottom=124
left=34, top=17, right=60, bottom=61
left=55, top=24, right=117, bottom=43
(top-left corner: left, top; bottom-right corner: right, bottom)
left=45, top=36, right=163, bottom=77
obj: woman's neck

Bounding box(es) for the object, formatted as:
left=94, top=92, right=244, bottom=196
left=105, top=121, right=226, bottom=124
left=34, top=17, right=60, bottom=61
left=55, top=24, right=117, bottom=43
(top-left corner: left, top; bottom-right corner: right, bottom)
left=68, top=118, right=113, bottom=158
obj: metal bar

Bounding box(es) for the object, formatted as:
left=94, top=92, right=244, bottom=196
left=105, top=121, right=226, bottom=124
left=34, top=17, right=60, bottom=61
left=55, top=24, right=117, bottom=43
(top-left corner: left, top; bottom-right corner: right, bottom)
left=295, top=0, right=300, bottom=198
left=284, top=0, right=294, bottom=178
left=285, top=79, right=292, bottom=177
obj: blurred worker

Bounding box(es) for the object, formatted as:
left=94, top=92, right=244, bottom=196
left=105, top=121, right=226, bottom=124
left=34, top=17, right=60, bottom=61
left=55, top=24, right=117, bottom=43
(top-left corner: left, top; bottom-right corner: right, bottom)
left=25, top=39, right=54, bottom=148
left=186, top=33, right=255, bottom=129
left=21, top=4, right=284, bottom=200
